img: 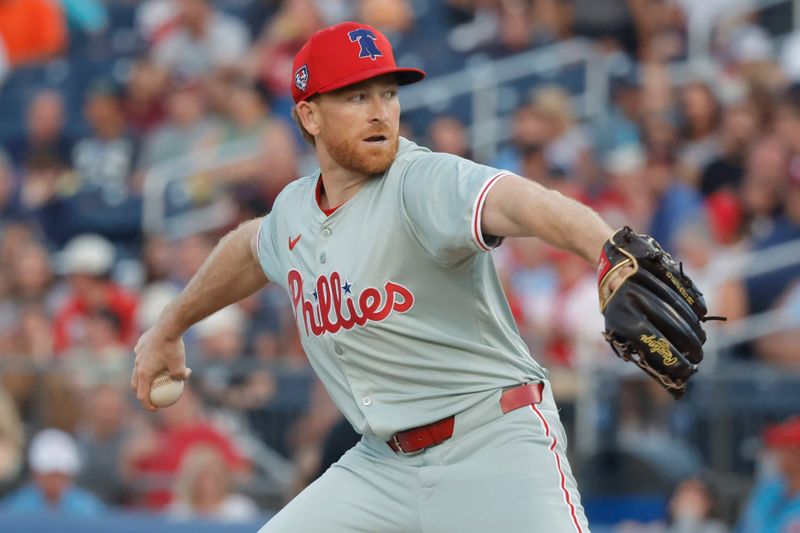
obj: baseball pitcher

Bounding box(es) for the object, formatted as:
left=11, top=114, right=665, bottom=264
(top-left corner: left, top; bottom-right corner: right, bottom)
left=132, top=22, right=716, bottom=532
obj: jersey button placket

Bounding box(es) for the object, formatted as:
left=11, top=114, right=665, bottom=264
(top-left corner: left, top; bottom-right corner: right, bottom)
left=361, top=395, right=372, bottom=406
left=321, top=227, right=332, bottom=238
left=320, top=252, right=326, bottom=263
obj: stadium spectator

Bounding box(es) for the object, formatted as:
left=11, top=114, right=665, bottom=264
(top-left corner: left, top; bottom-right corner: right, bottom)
left=251, top=0, right=325, bottom=100
left=168, top=444, right=259, bottom=522
left=283, top=378, right=343, bottom=500
left=122, top=58, right=170, bottom=137
left=358, top=0, right=414, bottom=35
left=427, top=116, right=471, bottom=159
left=744, top=164, right=800, bottom=316
left=62, top=309, right=131, bottom=389
left=3, top=239, right=56, bottom=312
left=521, top=246, right=604, bottom=369
left=192, top=305, right=276, bottom=411
left=753, top=281, right=800, bottom=370
left=0, top=150, right=24, bottom=226
left=645, top=152, right=705, bottom=253
left=570, top=0, right=637, bottom=55
left=72, top=81, right=139, bottom=207
left=0, top=386, right=24, bottom=495
left=3, top=302, right=80, bottom=433
left=673, top=222, right=748, bottom=325
left=49, top=81, right=145, bottom=253
left=735, top=135, right=789, bottom=242
left=776, top=85, right=800, bottom=161
left=597, top=144, right=653, bottom=232
left=490, top=0, right=539, bottom=54
left=531, top=85, right=592, bottom=175
left=137, top=235, right=181, bottom=331
left=0, top=0, right=67, bottom=72
left=52, top=234, right=138, bottom=354
left=141, top=235, right=172, bottom=285
left=699, top=96, right=761, bottom=198
left=738, top=417, right=800, bottom=532
left=518, top=142, right=554, bottom=190
left=677, top=82, right=722, bottom=183
left=5, top=90, right=73, bottom=169
left=238, top=287, right=289, bottom=361
left=136, top=74, right=221, bottom=175
left=491, top=99, right=550, bottom=175
left=169, top=233, right=214, bottom=288
left=121, top=386, right=248, bottom=509
left=666, top=478, right=728, bottom=533
left=74, top=385, right=130, bottom=505
left=218, top=76, right=298, bottom=212
left=599, top=72, right=643, bottom=157
left=149, top=0, right=250, bottom=79
left=18, top=151, right=75, bottom=248
left=720, top=24, right=783, bottom=93
left=0, top=428, right=105, bottom=516
left=10, top=303, right=55, bottom=369
left=494, top=236, right=557, bottom=341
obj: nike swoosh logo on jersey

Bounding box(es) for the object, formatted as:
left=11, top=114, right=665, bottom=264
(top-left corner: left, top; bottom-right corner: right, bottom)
left=289, top=235, right=301, bottom=251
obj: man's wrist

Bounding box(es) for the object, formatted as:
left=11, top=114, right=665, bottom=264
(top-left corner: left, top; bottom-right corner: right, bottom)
left=155, top=303, right=189, bottom=340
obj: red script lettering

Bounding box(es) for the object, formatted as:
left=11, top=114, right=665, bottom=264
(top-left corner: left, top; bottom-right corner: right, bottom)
left=287, top=270, right=414, bottom=336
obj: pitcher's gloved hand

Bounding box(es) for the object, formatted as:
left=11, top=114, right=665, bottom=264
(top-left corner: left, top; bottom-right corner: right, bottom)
left=597, top=227, right=725, bottom=399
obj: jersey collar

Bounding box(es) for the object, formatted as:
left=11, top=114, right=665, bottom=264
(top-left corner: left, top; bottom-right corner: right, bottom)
left=315, top=175, right=342, bottom=217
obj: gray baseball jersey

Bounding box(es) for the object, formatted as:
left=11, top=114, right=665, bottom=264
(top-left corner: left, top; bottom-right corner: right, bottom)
left=256, top=137, right=548, bottom=440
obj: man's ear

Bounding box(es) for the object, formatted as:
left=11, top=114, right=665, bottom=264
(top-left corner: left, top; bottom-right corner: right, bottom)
left=296, top=100, right=322, bottom=137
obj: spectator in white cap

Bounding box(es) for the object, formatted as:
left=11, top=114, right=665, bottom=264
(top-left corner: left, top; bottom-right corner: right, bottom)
left=0, top=428, right=104, bottom=515
left=51, top=234, right=138, bottom=354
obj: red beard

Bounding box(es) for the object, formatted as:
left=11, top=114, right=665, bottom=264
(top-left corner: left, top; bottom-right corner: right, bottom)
left=321, top=130, right=400, bottom=176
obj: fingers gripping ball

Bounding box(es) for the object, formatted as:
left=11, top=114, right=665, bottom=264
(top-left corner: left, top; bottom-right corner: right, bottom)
left=598, top=227, right=725, bottom=399
left=149, top=371, right=185, bottom=408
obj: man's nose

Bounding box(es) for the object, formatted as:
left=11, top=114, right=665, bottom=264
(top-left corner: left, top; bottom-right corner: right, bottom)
left=369, top=95, right=389, bottom=123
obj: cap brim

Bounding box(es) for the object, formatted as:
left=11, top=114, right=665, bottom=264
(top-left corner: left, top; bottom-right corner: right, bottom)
left=315, top=66, right=425, bottom=97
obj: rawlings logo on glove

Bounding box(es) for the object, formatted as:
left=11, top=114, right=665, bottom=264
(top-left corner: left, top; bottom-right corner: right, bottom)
left=598, top=227, right=725, bottom=399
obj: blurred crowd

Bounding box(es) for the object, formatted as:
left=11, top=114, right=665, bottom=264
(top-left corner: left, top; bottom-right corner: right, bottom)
left=0, top=0, right=799, bottom=529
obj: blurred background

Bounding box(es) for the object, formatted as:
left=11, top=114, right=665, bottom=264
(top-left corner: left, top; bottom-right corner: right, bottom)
left=0, top=0, right=799, bottom=531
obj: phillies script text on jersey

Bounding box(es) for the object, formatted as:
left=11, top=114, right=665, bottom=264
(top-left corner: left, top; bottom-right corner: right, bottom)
left=288, top=270, right=415, bottom=336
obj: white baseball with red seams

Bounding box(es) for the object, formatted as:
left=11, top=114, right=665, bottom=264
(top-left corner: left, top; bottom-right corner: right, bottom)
left=148, top=371, right=184, bottom=408
left=255, top=137, right=591, bottom=532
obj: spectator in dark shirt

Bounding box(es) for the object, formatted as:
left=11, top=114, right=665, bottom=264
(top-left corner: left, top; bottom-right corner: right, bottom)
left=699, top=97, right=761, bottom=198
left=72, top=81, right=139, bottom=209
left=745, top=161, right=800, bottom=315
left=66, top=81, right=143, bottom=253
left=5, top=90, right=74, bottom=169
left=0, top=150, right=24, bottom=227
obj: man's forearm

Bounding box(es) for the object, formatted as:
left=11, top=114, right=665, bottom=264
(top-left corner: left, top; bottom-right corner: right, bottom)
left=483, top=176, right=614, bottom=264
left=528, top=187, right=614, bottom=264
left=157, top=218, right=268, bottom=339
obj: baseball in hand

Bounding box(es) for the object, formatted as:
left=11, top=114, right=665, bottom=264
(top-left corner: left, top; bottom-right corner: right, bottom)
left=149, top=371, right=185, bottom=408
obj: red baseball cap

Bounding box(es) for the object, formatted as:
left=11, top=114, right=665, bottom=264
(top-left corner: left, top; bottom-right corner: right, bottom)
left=291, top=21, right=426, bottom=104
left=765, top=417, right=800, bottom=448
